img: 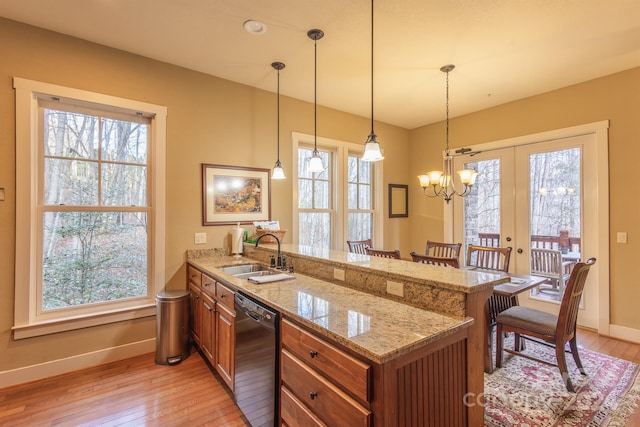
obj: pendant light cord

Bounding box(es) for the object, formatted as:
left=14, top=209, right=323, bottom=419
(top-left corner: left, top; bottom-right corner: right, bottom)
left=277, top=67, right=281, bottom=162
left=314, top=35, right=318, bottom=153
left=445, top=68, right=450, bottom=154
left=370, top=0, right=374, bottom=135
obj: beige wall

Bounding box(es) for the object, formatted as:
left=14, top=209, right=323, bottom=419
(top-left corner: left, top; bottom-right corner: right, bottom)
left=409, top=67, right=640, bottom=330
left=0, top=18, right=410, bottom=373
left=1, top=16, right=638, bottom=377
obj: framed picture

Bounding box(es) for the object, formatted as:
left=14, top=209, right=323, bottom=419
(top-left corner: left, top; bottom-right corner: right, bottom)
left=202, top=164, right=271, bottom=225
left=389, top=184, right=408, bottom=218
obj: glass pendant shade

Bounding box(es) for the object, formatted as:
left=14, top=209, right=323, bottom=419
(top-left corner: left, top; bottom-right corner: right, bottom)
left=362, top=133, right=384, bottom=162
left=272, top=161, right=286, bottom=179
left=308, top=151, right=324, bottom=173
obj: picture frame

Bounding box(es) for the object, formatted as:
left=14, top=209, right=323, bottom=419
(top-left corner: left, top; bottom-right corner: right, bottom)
left=202, top=164, right=271, bottom=226
left=388, top=184, right=408, bottom=218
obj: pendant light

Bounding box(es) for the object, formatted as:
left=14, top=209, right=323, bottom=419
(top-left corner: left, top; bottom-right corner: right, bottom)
left=417, top=64, right=478, bottom=203
left=362, top=0, right=384, bottom=162
left=307, top=29, right=325, bottom=173
left=271, top=61, right=286, bottom=180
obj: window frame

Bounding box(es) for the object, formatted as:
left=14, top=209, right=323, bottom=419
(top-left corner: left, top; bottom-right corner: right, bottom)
left=291, top=132, right=383, bottom=250
left=13, top=78, right=167, bottom=339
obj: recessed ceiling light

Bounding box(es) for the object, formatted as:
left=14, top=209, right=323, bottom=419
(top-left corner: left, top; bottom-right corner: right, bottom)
left=243, top=20, right=267, bottom=35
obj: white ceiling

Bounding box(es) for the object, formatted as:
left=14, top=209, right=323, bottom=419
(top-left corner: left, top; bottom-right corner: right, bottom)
left=2, top=0, right=639, bottom=129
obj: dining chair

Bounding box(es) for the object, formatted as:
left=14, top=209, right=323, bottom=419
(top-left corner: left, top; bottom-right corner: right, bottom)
left=530, top=248, right=572, bottom=295
left=425, top=241, right=462, bottom=262
left=478, top=233, right=501, bottom=248
left=495, top=258, right=596, bottom=392
left=466, top=244, right=512, bottom=373
left=347, top=239, right=372, bottom=255
left=466, top=244, right=512, bottom=272
left=366, top=248, right=401, bottom=259
left=410, top=252, right=459, bottom=268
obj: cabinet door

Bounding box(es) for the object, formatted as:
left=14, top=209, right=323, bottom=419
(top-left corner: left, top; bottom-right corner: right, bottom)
left=188, top=284, right=202, bottom=346
left=201, top=292, right=216, bottom=365
left=215, top=302, right=235, bottom=391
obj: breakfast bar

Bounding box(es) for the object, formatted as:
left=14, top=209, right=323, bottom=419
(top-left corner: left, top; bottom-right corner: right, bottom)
left=187, top=243, right=508, bottom=426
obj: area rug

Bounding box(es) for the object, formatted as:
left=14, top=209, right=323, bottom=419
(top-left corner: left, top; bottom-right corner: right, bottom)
left=484, top=336, right=640, bottom=426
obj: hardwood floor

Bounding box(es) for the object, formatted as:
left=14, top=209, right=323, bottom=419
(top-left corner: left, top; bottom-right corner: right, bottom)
left=0, top=329, right=638, bottom=426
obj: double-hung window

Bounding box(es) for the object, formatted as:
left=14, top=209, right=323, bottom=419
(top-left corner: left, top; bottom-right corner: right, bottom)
left=293, top=132, right=382, bottom=251
left=14, top=78, right=167, bottom=338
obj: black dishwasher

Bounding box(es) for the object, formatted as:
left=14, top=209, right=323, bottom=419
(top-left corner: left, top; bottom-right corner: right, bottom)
left=234, top=292, right=279, bottom=427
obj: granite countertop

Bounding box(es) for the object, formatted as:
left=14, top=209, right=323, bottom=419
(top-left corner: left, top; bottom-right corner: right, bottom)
left=252, top=243, right=508, bottom=293
left=188, top=255, right=474, bottom=364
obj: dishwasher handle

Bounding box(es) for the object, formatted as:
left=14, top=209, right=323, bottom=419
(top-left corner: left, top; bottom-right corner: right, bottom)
left=235, top=292, right=278, bottom=332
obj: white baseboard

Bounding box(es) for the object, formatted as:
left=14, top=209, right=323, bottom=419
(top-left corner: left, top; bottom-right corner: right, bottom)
left=0, top=338, right=156, bottom=389
left=609, top=324, right=640, bottom=344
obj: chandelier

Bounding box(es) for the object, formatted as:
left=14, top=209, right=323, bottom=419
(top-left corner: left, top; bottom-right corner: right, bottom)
left=418, top=64, right=478, bottom=203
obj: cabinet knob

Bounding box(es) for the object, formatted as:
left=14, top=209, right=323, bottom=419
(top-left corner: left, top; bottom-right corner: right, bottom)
left=309, top=391, right=318, bottom=400
left=309, top=350, right=318, bottom=358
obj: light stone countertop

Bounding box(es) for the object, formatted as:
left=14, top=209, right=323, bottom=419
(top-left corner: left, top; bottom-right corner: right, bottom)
left=250, top=243, right=509, bottom=293
left=188, top=255, right=475, bottom=364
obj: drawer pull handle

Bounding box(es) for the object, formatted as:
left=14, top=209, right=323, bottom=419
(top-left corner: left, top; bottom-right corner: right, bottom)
left=309, top=351, right=318, bottom=358
left=309, top=392, right=318, bottom=400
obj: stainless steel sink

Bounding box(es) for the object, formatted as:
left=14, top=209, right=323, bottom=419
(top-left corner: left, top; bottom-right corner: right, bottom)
left=218, top=264, right=273, bottom=278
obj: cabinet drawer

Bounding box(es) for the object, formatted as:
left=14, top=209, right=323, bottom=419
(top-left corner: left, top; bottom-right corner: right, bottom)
left=281, top=350, right=370, bottom=427
left=280, top=385, right=327, bottom=427
left=187, top=265, right=201, bottom=287
left=281, top=319, right=371, bottom=403
left=216, top=281, right=235, bottom=310
left=201, top=273, right=215, bottom=295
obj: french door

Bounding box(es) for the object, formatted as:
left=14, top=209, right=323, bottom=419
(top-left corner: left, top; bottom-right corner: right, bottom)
left=450, top=123, right=609, bottom=331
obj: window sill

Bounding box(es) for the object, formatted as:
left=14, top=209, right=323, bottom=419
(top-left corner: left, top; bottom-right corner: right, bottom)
left=12, top=304, right=156, bottom=340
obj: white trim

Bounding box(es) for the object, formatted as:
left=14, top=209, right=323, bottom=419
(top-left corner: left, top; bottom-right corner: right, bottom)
left=445, top=120, right=610, bottom=332
left=13, top=77, right=167, bottom=336
left=609, top=324, right=640, bottom=344
left=291, top=132, right=384, bottom=249
left=0, top=338, right=156, bottom=388
left=13, top=305, right=156, bottom=339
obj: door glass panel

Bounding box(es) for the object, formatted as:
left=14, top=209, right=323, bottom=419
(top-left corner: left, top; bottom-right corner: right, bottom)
left=529, top=147, right=581, bottom=302
left=463, top=159, right=501, bottom=250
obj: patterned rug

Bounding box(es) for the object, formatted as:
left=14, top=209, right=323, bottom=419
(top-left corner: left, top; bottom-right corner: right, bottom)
left=484, top=336, right=640, bottom=426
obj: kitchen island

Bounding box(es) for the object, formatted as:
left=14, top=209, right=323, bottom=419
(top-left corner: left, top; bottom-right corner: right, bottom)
left=187, top=244, right=507, bottom=426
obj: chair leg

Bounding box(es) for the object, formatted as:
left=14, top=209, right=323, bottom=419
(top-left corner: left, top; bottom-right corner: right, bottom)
left=513, top=333, right=522, bottom=351
left=495, top=323, right=504, bottom=368
left=556, top=341, right=575, bottom=392
left=569, top=336, right=586, bottom=375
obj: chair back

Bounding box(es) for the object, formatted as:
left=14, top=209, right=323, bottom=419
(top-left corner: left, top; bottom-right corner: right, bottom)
left=478, top=233, right=500, bottom=247
left=347, top=239, right=372, bottom=254
left=557, top=258, right=596, bottom=341
left=530, top=248, right=564, bottom=275
left=425, top=241, right=462, bottom=260
left=410, top=252, right=459, bottom=268
left=366, top=248, right=401, bottom=259
left=466, top=244, right=512, bottom=273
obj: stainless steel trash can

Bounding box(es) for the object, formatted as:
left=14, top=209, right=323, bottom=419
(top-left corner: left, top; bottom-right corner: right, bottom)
left=155, top=290, right=190, bottom=365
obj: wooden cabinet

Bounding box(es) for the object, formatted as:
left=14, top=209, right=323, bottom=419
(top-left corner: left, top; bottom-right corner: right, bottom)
left=215, top=301, right=235, bottom=391
left=188, top=283, right=202, bottom=346
left=200, top=292, right=216, bottom=364
left=280, top=319, right=371, bottom=427
left=186, top=263, right=236, bottom=392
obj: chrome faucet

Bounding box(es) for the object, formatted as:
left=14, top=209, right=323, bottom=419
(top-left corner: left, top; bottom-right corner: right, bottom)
left=254, top=232, right=284, bottom=270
